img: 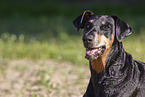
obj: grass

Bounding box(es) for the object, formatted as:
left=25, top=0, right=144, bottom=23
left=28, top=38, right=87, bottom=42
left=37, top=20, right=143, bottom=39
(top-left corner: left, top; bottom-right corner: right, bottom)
left=0, top=33, right=87, bottom=65
left=0, top=16, right=144, bottom=65
left=0, top=31, right=145, bottom=65
left=0, top=15, right=145, bottom=64
left=123, top=31, right=145, bottom=62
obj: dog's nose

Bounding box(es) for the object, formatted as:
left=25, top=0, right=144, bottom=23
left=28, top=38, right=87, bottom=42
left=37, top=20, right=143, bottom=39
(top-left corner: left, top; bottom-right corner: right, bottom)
left=83, top=35, right=93, bottom=43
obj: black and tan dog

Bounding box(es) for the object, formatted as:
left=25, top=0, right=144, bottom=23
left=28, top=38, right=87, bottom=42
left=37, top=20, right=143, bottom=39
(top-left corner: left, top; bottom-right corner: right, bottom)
left=73, top=10, right=145, bottom=97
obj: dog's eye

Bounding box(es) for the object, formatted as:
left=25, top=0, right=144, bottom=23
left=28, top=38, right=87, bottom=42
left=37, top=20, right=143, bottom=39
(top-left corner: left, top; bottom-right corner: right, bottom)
left=101, top=25, right=111, bottom=31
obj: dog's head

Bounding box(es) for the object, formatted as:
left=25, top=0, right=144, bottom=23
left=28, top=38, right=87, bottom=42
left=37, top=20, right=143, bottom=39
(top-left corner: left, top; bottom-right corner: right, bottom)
left=73, top=10, right=132, bottom=61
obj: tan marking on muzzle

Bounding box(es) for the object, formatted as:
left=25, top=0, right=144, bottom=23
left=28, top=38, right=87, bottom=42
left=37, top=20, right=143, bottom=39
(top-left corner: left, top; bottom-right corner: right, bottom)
left=91, top=34, right=114, bottom=73
left=93, top=33, right=101, bottom=45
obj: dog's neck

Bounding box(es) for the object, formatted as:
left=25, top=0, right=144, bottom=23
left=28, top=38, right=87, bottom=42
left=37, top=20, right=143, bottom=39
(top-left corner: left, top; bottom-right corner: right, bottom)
left=106, top=39, right=125, bottom=68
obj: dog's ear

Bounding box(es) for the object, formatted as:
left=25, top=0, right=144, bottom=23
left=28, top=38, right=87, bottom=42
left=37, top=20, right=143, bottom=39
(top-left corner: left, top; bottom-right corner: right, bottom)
left=73, top=10, right=94, bottom=31
left=111, top=15, right=133, bottom=42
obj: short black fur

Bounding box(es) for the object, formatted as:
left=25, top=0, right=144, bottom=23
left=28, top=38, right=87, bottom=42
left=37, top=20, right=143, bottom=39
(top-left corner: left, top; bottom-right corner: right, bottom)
left=73, top=10, right=145, bottom=97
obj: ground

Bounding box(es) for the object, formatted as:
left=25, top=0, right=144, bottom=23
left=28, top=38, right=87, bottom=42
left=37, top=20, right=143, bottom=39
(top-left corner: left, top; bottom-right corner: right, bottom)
left=0, top=59, right=90, bottom=97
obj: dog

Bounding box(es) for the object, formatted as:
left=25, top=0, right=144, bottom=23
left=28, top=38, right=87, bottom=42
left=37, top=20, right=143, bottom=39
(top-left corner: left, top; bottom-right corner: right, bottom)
left=73, top=10, right=145, bottom=97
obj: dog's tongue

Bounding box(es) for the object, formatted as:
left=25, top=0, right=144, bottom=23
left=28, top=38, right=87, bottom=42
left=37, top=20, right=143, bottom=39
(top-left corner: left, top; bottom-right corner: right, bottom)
left=85, top=47, right=106, bottom=60
left=86, top=48, right=99, bottom=56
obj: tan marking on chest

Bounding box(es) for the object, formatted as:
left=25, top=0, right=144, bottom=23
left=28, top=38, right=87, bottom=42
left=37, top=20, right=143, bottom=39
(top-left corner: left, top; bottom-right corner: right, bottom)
left=91, top=35, right=114, bottom=73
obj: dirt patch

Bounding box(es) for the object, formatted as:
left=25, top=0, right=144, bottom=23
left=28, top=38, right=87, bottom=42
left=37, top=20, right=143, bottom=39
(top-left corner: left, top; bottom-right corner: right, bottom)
left=0, top=59, right=90, bottom=97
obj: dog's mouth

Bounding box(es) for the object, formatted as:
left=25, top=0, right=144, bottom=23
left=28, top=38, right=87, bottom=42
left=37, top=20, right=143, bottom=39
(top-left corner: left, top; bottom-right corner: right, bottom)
left=85, top=45, right=106, bottom=60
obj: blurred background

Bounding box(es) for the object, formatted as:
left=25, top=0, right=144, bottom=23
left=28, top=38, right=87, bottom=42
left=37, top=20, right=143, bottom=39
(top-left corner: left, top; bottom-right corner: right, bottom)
left=0, top=0, right=145, bottom=62
left=1, top=0, right=145, bottom=38
left=0, top=0, right=145, bottom=97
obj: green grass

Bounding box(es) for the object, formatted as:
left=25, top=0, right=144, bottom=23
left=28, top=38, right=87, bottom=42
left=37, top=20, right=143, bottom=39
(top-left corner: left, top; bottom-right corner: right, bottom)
left=123, top=31, right=145, bottom=62
left=0, top=31, right=145, bottom=65
left=0, top=33, right=87, bottom=65
left=0, top=15, right=145, bottom=65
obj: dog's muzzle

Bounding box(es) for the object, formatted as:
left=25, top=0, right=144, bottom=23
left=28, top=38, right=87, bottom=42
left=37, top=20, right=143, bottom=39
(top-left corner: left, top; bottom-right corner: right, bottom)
left=85, top=45, right=106, bottom=60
